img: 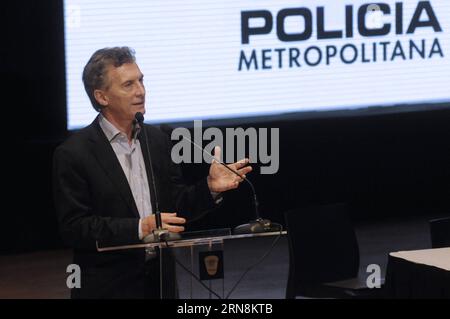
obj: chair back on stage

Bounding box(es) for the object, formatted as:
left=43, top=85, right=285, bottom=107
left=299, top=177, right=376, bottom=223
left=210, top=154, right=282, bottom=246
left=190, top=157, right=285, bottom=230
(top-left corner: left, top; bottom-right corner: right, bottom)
left=284, top=203, right=362, bottom=298
left=429, top=216, right=450, bottom=248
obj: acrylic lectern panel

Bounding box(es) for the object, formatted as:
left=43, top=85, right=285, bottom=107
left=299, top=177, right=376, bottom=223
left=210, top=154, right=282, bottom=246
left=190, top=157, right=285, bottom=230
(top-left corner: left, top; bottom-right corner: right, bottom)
left=96, top=228, right=286, bottom=299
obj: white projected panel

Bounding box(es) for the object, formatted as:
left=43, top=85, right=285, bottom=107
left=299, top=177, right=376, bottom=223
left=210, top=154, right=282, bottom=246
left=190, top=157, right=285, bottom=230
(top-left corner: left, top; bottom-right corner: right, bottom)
left=64, top=0, right=450, bottom=129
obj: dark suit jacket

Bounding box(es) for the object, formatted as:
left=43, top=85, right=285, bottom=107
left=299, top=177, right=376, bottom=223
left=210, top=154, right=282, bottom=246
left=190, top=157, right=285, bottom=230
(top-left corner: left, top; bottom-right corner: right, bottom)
left=53, top=116, right=216, bottom=298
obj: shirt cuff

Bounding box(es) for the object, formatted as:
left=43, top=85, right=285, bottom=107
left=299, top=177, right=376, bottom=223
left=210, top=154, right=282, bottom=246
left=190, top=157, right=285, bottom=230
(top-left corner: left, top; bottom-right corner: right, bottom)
left=210, top=191, right=224, bottom=205
left=138, top=219, right=144, bottom=240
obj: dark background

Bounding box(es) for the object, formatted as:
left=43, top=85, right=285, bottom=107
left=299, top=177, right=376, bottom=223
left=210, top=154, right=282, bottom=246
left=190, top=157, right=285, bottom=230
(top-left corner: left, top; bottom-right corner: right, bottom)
left=1, top=1, right=449, bottom=254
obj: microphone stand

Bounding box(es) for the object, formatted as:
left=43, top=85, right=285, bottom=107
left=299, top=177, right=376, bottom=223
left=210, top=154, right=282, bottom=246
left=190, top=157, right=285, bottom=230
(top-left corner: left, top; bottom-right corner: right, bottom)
left=135, top=113, right=180, bottom=243
left=176, top=133, right=282, bottom=235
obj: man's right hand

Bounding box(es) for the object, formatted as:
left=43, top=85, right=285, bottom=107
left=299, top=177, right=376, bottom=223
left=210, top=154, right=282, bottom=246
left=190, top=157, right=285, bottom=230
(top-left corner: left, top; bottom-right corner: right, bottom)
left=141, top=213, right=186, bottom=238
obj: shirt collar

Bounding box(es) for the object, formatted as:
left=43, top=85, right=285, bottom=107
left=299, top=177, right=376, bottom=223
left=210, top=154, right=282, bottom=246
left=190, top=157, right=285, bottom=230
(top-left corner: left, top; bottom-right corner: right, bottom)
left=99, top=113, right=141, bottom=142
left=98, top=113, right=122, bottom=142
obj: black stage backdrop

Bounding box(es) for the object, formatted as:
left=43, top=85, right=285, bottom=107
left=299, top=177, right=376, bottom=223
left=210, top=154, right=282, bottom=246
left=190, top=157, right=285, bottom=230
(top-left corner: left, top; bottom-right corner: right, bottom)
left=1, top=1, right=449, bottom=253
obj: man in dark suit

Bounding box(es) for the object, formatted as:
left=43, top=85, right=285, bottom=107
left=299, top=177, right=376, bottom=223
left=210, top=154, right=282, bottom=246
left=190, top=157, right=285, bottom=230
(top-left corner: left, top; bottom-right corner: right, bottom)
left=53, top=47, right=252, bottom=299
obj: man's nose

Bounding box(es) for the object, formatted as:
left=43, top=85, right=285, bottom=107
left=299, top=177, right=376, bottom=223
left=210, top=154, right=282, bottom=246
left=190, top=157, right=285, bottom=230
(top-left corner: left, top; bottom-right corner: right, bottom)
left=136, top=82, right=145, bottom=96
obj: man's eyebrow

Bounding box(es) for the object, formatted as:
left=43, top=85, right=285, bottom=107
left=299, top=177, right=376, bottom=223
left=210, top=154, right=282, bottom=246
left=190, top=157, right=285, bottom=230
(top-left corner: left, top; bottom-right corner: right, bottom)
left=121, top=75, right=144, bottom=85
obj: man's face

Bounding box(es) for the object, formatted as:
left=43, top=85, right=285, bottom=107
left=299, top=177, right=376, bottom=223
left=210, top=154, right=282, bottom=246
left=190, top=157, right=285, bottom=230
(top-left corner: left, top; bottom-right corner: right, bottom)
left=98, top=62, right=146, bottom=122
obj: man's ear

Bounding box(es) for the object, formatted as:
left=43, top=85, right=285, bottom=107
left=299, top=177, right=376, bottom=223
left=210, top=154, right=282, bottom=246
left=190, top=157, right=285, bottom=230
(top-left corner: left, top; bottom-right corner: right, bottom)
left=94, top=89, right=109, bottom=107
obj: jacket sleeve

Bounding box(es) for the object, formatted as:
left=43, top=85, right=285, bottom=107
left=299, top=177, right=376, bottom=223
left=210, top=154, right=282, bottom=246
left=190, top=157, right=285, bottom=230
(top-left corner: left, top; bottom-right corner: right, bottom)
left=53, top=146, right=140, bottom=250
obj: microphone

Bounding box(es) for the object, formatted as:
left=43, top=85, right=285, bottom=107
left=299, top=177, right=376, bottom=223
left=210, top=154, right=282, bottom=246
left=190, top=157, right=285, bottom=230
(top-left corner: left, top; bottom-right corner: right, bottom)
left=160, top=124, right=282, bottom=235
left=134, top=113, right=180, bottom=243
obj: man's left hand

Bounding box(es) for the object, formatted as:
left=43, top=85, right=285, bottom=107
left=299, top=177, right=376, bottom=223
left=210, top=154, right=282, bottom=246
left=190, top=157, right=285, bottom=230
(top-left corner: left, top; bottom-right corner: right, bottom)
left=207, top=146, right=252, bottom=193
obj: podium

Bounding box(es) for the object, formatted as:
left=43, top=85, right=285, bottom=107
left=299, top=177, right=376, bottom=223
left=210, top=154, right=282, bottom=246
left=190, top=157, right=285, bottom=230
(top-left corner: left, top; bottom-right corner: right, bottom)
left=97, top=228, right=286, bottom=299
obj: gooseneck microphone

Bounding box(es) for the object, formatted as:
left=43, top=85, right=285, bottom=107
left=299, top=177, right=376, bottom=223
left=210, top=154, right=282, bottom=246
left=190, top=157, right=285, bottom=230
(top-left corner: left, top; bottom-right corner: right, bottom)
left=160, top=124, right=281, bottom=235
left=134, top=113, right=180, bottom=243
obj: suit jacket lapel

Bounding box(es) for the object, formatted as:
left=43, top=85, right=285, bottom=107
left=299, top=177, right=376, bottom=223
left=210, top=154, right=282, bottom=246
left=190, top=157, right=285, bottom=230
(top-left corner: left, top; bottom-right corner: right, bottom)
left=88, top=117, right=140, bottom=218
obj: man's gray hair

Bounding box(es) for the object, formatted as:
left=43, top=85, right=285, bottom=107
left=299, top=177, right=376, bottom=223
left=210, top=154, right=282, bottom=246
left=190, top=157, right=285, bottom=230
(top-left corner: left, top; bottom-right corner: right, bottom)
left=82, top=47, right=136, bottom=112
